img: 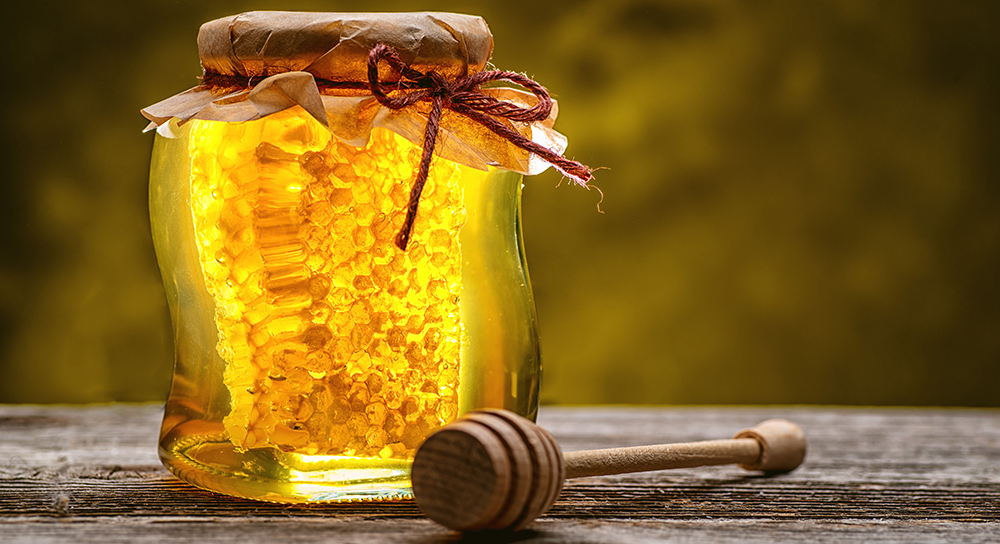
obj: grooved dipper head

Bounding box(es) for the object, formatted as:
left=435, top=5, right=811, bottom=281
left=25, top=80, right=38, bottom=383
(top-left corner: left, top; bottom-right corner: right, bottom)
left=410, top=410, right=564, bottom=532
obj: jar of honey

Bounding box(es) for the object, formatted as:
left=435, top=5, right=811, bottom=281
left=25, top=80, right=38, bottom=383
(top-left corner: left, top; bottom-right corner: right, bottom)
left=143, top=11, right=589, bottom=502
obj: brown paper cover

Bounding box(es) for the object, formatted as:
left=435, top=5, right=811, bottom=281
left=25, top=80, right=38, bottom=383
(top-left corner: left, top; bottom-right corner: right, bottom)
left=142, top=11, right=568, bottom=176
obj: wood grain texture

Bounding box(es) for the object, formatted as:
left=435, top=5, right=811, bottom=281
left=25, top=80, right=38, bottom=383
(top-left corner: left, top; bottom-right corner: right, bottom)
left=2, top=404, right=999, bottom=543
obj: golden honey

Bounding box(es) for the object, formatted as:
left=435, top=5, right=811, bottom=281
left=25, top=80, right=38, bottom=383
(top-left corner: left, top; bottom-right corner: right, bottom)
left=191, top=109, right=464, bottom=459
left=150, top=107, right=541, bottom=502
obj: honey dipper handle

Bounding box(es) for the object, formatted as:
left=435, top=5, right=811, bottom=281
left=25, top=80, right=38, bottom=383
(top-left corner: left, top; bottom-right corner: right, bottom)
left=563, top=419, right=807, bottom=479
left=563, top=438, right=760, bottom=479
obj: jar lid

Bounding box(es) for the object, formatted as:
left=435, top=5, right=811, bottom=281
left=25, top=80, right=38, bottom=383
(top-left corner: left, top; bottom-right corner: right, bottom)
left=142, top=11, right=576, bottom=178
left=198, top=11, right=494, bottom=82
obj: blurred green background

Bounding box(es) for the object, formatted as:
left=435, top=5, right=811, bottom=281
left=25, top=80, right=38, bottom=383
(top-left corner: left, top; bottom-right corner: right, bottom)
left=1, top=0, right=997, bottom=406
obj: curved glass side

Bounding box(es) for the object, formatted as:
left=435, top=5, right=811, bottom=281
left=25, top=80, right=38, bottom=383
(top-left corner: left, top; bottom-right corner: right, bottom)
left=458, top=168, right=541, bottom=420
left=149, top=115, right=540, bottom=503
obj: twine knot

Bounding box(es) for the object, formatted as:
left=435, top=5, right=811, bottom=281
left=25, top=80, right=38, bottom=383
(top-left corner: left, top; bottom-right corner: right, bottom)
left=367, top=43, right=593, bottom=250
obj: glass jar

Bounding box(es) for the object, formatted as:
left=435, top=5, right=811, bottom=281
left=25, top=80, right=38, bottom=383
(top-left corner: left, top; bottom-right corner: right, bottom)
left=144, top=10, right=588, bottom=503
left=150, top=107, right=540, bottom=502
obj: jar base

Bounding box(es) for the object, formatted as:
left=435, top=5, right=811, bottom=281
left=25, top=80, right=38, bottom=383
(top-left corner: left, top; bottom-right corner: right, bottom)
left=160, top=423, right=413, bottom=503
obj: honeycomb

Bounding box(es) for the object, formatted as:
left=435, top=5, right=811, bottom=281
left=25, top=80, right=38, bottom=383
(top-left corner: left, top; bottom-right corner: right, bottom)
left=187, top=108, right=466, bottom=460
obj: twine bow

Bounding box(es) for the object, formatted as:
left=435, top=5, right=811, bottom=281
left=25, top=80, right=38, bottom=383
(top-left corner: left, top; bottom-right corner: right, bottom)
left=367, top=44, right=593, bottom=250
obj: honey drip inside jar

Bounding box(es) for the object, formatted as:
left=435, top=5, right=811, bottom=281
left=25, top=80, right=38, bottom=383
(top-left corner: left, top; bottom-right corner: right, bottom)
left=187, top=108, right=465, bottom=460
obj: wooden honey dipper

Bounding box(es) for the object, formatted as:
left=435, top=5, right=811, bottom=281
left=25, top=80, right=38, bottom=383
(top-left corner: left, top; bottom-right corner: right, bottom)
left=411, top=409, right=806, bottom=532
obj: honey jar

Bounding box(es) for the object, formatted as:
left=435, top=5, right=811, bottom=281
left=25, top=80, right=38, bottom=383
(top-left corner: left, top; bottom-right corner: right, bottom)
left=143, top=11, right=590, bottom=502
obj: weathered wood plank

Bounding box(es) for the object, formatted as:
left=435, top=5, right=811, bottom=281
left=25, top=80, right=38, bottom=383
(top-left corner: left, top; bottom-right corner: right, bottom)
left=1, top=404, right=999, bottom=543
left=3, top=519, right=1000, bottom=544
left=542, top=406, right=1000, bottom=485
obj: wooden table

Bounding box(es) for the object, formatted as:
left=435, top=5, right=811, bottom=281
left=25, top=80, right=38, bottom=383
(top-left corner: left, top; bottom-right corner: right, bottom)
left=2, top=404, right=998, bottom=542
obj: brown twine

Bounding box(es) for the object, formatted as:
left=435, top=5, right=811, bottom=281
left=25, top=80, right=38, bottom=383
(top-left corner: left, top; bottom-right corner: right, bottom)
left=201, top=45, right=594, bottom=250
left=366, top=44, right=593, bottom=249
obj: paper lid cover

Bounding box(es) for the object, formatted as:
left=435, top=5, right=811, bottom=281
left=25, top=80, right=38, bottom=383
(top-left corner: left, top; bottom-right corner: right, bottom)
left=197, top=11, right=494, bottom=82
left=142, top=11, right=569, bottom=178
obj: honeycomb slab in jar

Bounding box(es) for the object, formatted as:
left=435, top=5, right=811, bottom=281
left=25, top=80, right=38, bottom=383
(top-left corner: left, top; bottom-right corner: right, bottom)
left=187, top=108, right=466, bottom=460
